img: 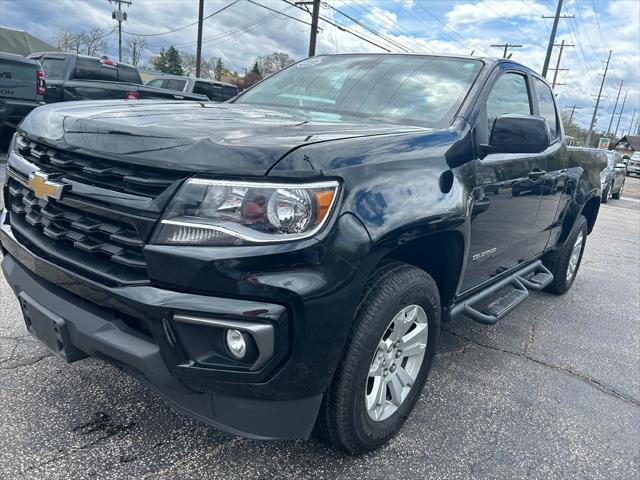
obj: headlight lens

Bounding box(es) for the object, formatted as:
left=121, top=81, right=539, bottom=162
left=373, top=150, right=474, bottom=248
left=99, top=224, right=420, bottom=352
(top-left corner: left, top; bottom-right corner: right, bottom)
left=153, top=178, right=339, bottom=245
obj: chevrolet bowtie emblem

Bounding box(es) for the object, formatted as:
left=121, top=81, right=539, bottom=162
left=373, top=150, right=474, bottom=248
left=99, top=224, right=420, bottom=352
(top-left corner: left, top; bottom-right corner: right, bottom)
left=27, top=172, right=66, bottom=201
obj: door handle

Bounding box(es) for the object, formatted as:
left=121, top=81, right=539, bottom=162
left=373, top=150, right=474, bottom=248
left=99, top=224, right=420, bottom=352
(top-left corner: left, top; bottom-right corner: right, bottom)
left=528, top=169, right=546, bottom=179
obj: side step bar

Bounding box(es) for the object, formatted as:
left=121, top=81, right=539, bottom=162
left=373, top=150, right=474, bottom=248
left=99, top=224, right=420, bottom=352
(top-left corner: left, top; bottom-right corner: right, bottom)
left=450, top=260, right=553, bottom=325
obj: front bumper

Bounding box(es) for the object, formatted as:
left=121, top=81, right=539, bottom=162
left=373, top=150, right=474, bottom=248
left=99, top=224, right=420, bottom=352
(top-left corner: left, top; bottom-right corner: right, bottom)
left=0, top=209, right=366, bottom=439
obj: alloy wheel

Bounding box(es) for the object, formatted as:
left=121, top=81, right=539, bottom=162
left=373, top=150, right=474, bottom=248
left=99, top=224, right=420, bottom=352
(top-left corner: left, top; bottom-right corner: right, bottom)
left=566, top=230, right=584, bottom=282
left=365, top=304, right=429, bottom=422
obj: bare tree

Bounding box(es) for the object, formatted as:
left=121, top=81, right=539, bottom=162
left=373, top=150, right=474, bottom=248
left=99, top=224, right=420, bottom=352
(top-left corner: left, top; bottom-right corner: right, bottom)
left=53, top=29, right=83, bottom=53
left=125, top=36, right=148, bottom=66
left=255, top=52, right=295, bottom=77
left=81, top=28, right=109, bottom=57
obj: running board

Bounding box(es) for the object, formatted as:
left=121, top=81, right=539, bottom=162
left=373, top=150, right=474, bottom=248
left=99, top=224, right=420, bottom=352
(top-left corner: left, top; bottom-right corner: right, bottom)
left=450, top=260, right=553, bottom=325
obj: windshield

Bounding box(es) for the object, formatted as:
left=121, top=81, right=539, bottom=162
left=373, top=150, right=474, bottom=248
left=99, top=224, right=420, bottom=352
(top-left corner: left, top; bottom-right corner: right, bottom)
left=235, top=55, right=482, bottom=127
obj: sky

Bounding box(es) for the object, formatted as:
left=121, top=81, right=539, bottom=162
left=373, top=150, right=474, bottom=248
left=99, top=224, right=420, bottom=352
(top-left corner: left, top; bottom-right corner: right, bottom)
left=1, top=0, right=639, bottom=135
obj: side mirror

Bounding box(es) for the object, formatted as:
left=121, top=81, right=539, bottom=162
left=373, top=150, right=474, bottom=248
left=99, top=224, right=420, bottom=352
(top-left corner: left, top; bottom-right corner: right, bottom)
left=486, top=114, right=551, bottom=155
left=615, top=163, right=626, bottom=170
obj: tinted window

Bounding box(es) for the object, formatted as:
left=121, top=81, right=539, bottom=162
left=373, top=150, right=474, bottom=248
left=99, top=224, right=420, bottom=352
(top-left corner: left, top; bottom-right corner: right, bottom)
left=194, top=81, right=222, bottom=100
left=532, top=77, right=558, bottom=139
left=236, top=55, right=482, bottom=127
left=39, top=58, right=66, bottom=79
left=117, top=64, right=142, bottom=84
left=165, top=79, right=187, bottom=91
left=222, top=85, right=238, bottom=100
left=73, top=58, right=117, bottom=81
left=147, top=79, right=164, bottom=88
left=486, top=73, right=531, bottom=134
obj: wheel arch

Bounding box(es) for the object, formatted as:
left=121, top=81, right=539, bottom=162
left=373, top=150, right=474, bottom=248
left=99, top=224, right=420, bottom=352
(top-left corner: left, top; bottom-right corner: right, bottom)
left=367, top=230, right=466, bottom=311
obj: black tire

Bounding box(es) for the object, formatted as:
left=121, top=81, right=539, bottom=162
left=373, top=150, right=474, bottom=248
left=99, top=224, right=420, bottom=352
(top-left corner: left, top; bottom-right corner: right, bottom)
left=601, top=182, right=610, bottom=203
left=315, top=262, right=440, bottom=454
left=612, top=182, right=623, bottom=199
left=543, top=215, right=588, bottom=295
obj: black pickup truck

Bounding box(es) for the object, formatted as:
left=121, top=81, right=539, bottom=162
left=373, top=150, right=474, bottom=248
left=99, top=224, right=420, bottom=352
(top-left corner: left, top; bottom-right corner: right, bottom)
left=0, top=54, right=604, bottom=454
left=27, top=52, right=208, bottom=103
left=0, top=52, right=45, bottom=130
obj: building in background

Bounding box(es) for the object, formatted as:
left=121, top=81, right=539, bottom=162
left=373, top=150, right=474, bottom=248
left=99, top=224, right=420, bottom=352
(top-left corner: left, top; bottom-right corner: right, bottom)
left=612, top=135, right=640, bottom=156
left=0, top=26, right=59, bottom=55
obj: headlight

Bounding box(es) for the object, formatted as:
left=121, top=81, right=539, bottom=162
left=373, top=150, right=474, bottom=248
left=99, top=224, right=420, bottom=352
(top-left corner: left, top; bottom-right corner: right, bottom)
left=153, top=178, right=339, bottom=245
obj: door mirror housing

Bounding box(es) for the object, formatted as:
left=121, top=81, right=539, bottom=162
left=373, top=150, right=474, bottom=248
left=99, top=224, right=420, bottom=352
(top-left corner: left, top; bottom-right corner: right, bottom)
left=486, top=114, right=551, bottom=155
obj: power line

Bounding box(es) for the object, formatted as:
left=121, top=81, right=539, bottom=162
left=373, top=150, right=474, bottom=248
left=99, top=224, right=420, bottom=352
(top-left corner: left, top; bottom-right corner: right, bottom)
left=124, top=0, right=240, bottom=37
left=247, top=0, right=316, bottom=28
left=322, top=2, right=412, bottom=53
left=590, top=0, right=608, bottom=55
left=281, top=0, right=392, bottom=52
left=479, top=0, right=543, bottom=48
left=349, top=0, right=436, bottom=53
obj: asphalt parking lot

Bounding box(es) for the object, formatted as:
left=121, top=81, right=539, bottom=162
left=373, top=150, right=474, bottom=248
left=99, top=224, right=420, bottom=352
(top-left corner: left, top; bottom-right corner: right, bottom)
left=0, top=153, right=639, bottom=479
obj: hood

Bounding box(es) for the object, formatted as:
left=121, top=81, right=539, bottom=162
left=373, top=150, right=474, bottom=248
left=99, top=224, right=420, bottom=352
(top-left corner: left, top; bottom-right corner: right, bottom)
left=19, top=100, right=425, bottom=175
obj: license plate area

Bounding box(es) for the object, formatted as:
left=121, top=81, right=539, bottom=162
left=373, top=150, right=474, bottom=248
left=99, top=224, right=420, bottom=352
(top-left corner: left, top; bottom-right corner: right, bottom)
left=19, top=292, right=88, bottom=363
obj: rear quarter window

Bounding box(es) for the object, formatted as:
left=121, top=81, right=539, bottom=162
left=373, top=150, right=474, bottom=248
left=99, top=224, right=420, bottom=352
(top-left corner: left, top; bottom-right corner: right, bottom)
left=532, top=77, right=559, bottom=140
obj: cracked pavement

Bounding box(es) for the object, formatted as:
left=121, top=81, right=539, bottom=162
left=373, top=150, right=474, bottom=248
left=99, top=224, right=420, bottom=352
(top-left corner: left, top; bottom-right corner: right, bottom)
left=1, top=155, right=639, bottom=478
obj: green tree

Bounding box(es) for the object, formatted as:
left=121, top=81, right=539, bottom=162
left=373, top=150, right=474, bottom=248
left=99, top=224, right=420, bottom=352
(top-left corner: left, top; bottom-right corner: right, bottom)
left=150, top=46, right=183, bottom=75
left=251, top=61, right=261, bottom=77
left=215, top=58, right=224, bottom=81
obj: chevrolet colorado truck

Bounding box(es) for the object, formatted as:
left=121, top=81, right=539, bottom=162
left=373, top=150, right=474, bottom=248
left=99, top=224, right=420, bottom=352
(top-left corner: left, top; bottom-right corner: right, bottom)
left=0, top=54, right=605, bottom=454
left=27, top=52, right=208, bottom=102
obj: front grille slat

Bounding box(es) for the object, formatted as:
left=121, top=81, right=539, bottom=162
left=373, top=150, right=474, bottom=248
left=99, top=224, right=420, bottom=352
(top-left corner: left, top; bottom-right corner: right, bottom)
left=7, top=135, right=186, bottom=283
left=14, top=134, right=185, bottom=199
left=7, top=176, right=149, bottom=284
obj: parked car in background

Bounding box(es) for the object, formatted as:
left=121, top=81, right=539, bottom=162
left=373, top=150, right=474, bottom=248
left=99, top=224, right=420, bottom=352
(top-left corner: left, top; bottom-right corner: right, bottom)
left=27, top=53, right=208, bottom=103
left=599, top=149, right=626, bottom=202
left=0, top=52, right=45, bottom=130
left=627, top=151, right=640, bottom=177
left=1, top=53, right=606, bottom=454
left=145, top=75, right=239, bottom=101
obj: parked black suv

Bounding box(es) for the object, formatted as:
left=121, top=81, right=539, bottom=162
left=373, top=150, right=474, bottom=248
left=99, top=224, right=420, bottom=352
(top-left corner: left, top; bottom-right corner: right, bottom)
left=0, top=54, right=604, bottom=453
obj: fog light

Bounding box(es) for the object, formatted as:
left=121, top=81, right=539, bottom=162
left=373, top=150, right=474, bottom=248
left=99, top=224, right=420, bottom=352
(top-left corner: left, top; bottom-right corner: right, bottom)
left=226, top=329, right=247, bottom=359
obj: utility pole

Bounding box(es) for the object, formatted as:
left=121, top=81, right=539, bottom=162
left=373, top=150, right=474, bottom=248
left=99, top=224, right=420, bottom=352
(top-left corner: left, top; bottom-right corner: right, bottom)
left=549, top=40, right=573, bottom=89
left=541, top=0, right=574, bottom=78
left=606, top=80, right=623, bottom=135
left=195, top=0, right=204, bottom=77
left=628, top=109, right=636, bottom=137
left=490, top=43, right=523, bottom=59
left=296, top=0, right=321, bottom=57
left=564, top=105, right=582, bottom=124
left=614, top=90, right=628, bottom=138
left=586, top=49, right=612, bottom=147
left=109, top=0, right=131, bottom=62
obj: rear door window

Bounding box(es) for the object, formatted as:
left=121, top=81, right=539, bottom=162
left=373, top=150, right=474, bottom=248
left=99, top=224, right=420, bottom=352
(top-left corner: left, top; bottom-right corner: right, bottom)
left=532, top=77, right=559, bottom=140
left=194, top=81, right=222, bottom=100
left=165, top=79, right=187, bottom=91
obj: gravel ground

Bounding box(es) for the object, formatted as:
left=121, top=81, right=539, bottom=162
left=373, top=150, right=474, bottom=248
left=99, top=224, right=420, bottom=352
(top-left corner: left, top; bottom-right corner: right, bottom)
left=0, top=156, right=639, bottom=479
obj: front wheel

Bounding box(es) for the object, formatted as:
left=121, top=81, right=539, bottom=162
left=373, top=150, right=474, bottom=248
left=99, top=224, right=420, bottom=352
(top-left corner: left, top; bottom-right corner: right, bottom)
left=612, top=181, right=623, bottom=199
left=543, top=215, right=588, bottom=295
left=315, top=262, right=440, bottom=454
left=601, top=182, right=611, bottom=203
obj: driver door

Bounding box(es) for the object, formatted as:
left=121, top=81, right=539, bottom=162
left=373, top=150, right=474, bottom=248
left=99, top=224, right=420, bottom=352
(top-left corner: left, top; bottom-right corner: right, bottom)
left=461, top=70, right=546, bottom=292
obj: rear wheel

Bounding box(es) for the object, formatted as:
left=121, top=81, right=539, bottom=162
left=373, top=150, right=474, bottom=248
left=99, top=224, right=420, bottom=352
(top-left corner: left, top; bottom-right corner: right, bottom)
left=543, top=215, right=588, bottom=295
left=315, top=262, right=440, bottom=454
